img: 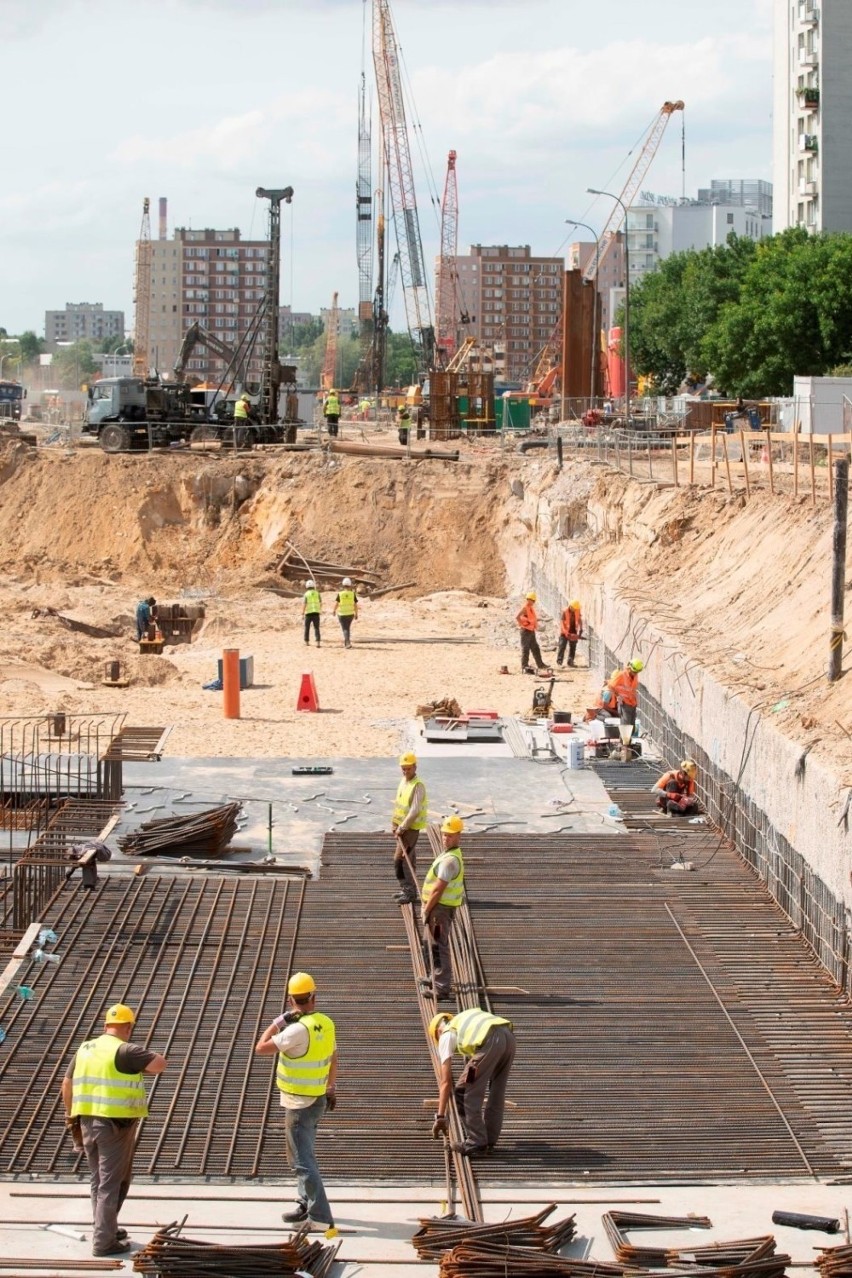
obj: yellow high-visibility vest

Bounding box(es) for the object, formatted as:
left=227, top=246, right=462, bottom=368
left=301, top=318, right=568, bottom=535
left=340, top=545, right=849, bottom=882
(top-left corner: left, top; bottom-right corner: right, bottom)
left=276, top=1013, right=336, bottom=1096
left=448, top=1008, right=511, bottom=1055
left=304, top=589, right=321, bottom=613
left=71, top=1034, right=149, bottom=1119
left=421, top=846, right=464, bottom=908
left=392, top=778, right=428, bottom=830
left=234, top=398, right=249, bottom=421
left=336, top=589, right=356, bottom=617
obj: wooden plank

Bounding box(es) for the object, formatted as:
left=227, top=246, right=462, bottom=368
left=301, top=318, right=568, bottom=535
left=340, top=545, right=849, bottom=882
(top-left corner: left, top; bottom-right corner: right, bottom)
left=739, top=429, right=750, bottom=499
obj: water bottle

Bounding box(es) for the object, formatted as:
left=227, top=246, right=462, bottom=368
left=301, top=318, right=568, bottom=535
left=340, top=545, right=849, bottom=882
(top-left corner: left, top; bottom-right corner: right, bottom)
left=33, top=949, right=60, bottom=965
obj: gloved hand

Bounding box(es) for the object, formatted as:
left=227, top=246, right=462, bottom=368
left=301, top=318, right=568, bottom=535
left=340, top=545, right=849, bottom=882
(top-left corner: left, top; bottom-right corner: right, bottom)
left=273, top=1010, right=302, bottom=1030
left=65, top=1114, right=83, bottom=1152
left=431, top=1114, right=449, bottom=1139
left=325, top=1089, right=337, bottom=1112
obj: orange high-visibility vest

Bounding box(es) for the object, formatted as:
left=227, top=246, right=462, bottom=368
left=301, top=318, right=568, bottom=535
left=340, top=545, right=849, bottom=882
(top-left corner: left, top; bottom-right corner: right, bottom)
left=517, top=603, right=537, bottom=632
left=608, top=668, right=639, bottom=707
left=560, top=606, right=582, bottom=639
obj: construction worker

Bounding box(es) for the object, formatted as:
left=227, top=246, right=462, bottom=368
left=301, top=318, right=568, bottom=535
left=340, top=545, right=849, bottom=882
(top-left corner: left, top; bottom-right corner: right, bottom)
left=420, top=814, right=465, bottom=1001
left=134, top=596, right=156, bottom=641
left=608, top=658, right=644, bottom=728
left=323, top=389, right=341, bottom=437
left=584, top=671, right=620, bottom=722
left=516, top=591, right=547, bottom=675
left=397, top=403, right=412, bottom=445
left=652, top=759, right=699, bottom=816
left=333, top=577, right=358, bottom=649
left=255, top=972, right=337, bottom=1234
left=429, top=1008, right=516, bottom=1159
left=556, top=599, right=583, bottom=667
left=391, top=752, right=427, bottom=903
left=61, top=1004, right=167, bottom=1257
left=302, top=579, right=321, bottom=648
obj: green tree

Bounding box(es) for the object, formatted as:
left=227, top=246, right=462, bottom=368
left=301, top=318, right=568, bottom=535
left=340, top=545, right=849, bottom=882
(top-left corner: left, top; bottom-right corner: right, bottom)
left=18, top=331, right=44, bottom=363
left=384, top=331, right=418, bottom=387
left=51, top=340, right=97, bottom=390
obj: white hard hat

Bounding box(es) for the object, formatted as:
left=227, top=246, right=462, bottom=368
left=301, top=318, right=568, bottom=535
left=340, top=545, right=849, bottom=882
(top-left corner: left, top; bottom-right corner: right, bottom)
left=342, top=577, right=352, bottom=587
left=306, top=580, right=316, bottom=590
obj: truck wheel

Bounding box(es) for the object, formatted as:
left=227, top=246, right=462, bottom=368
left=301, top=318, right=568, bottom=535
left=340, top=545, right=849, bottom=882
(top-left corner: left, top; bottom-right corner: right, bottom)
left=100, top=424, right=131, bottom=454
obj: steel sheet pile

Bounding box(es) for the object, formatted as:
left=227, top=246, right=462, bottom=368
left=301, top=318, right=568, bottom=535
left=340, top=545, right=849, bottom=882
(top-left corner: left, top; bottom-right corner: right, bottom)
left=132, top=1222, right=339, bottom=1277
left=412, top=1205, right=576, bottom=1268
left=118, top=803, right=241, bottom=857
left=817, top=1246, right=852, bottom=1278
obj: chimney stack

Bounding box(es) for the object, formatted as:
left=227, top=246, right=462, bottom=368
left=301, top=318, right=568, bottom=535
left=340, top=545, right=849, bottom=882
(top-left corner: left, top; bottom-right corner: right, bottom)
left=158, top=197, right=167, bottom=240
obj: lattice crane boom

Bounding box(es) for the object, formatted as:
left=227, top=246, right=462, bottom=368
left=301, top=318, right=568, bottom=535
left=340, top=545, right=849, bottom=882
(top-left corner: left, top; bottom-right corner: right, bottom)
left=435, top=150, right=459, bottom=362
left=372, top=0, right=434, bottom=373
left=133, top=197, right=151, bottom=378
left=583, top=100, right=684, bottom=283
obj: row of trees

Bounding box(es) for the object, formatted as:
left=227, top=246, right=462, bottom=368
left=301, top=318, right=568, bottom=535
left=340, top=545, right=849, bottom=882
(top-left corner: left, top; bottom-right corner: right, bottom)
left=627, top=228, right=852, bottom=397
left=0, top=331, right=132, bottom=390
left=284, top=322, right=418, bottom=389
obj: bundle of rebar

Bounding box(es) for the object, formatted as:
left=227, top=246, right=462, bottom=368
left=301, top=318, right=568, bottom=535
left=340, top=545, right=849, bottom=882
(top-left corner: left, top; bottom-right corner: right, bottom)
left=118, top=803, right=241, bottom=858
left=412, top=1206, right=576, bottom=1261
left=132, top=1222, right=339, bottom=1277
left=817, top=1244, right=852, bottom=1278
left=603, top=1212, right=713, bottom=1265
left=438, top=1243, right=618, bottom=1278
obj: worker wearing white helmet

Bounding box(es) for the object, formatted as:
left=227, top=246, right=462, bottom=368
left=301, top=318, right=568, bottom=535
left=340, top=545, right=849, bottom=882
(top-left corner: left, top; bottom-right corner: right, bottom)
left=515, top=590, right=547, bottom=675
left=391, top=751, right=427, bottom=903
left=419, top=814, right=465, bottom=1000
left=302, top=579, right=322, bottom=648
left=333, top=577, right=358, bottom=649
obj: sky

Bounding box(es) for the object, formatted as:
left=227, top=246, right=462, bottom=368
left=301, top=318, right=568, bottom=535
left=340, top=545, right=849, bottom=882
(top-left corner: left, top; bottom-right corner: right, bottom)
left=0, top=0, right=774, bottom=338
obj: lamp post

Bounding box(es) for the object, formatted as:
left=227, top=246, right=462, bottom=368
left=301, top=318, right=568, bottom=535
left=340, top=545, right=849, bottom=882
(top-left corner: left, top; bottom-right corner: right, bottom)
left=566, top=219, right=601, bottom=407
left=587, top=188, right=631, bottom=426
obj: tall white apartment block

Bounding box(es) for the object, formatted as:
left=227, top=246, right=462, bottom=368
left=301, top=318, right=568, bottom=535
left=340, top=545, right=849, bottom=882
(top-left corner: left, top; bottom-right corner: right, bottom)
left=773, top=0, right=852, bottom=231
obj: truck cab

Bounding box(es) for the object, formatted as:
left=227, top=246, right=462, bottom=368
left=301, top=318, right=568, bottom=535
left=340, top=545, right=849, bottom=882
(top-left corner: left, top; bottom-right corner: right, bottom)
left=85, top=378, right=147, bottom=429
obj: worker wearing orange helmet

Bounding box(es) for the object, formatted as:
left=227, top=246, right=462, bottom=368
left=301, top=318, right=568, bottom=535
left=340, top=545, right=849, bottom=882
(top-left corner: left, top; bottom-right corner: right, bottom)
left=516, top=590, right=547, bottom=675
left=391, top=752, right=428, bottom=904
left=652, top=759, right=699, bottom=816
left=608, top=658, right=644, bottom=728
left=420, top=814, right=465, bottom=1000
left=61, top=1004, right=167, bottom=1257
left=255, top=971, right=338, bottom=1233
left=428, top=1007, right=516, bottom=1159
left=556, top=598, right=583, bottom=668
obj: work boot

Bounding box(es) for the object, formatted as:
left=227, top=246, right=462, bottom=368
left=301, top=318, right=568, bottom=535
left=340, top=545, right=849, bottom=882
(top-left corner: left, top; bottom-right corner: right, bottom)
left=451, top=1142, right=489, bottom=1160
left=282, top=1201, right=308, bottom=1223
left=567, top=659, right=575, bottom=667
left=393, top=890, right=416, bottom=903
left=93, top=1241, right=132, bottom=1257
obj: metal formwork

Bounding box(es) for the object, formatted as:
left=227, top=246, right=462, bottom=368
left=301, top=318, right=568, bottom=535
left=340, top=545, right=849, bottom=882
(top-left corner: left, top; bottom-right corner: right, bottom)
left=1, top=831, right=852, bottom=1182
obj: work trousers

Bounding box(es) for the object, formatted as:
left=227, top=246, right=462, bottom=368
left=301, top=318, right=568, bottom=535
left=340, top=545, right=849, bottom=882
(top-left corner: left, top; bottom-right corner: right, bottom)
left=424, top=903, right=456, bottom=998
left=520, top=629, right=544, bottom=672
left=338, top=615, right=354, bottom=647
left=325, top=415, right=339, bottom=437
left=394, top=828, right=419, bottom=894
left=285, top=1095, right=333, bottom=1224
left=619, top=702, right=637, bottom=727
left=458, top=1024, right=516, bottom=1152
left=81, top=1116, right=137, bottom=1255
left=556, top=636, right=578, bottom=666
left=304, top=613, right=320, bottom=645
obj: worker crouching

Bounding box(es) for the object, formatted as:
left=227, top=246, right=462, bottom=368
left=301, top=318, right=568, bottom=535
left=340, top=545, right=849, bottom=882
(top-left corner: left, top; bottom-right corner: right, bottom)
left=652, top=759, right=699, bottom=816
left=430, top=1008, right=516, bottom=1159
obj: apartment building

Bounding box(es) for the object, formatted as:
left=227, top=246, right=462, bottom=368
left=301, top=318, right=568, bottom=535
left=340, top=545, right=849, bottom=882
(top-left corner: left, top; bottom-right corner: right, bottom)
left=626, top=198, right=769, bottom=284
left=448, top=245, right=563, bottom=381
left=44, top=303, right=124, bottom=352
left=697, top=178, right=773, bottom=225
left=144, top=227, right=270, bottom=381
left=773, top=0, right=852, bottom=231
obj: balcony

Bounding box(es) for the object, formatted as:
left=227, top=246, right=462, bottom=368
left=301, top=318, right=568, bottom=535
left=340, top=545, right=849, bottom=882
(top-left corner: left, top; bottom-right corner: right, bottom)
left=797, top=86, right=820, bottom=108
left=798, top=179, right=818, bottom=196
left=798, top=49, right=818, bottom=66
left=800, top=6, right=820, bottom=27
left=802, top=133, right=819, bottom=152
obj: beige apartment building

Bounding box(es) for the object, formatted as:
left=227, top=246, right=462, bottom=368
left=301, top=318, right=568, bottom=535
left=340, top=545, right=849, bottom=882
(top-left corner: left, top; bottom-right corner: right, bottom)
left=145, top=227, right=270, bottom=383
left=445, top=245, right=563, bottom=382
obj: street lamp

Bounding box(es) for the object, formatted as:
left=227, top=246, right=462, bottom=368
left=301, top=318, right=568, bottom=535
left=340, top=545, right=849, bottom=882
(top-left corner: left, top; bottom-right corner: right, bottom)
left=566, top=219, right=601, bottom=407
left=587, top=188, right=631, bottom=426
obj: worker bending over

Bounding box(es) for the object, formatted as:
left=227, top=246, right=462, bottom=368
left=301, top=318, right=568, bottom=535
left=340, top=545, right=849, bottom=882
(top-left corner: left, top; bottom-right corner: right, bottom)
left=420, top=815, right=465, bottom=1001
left=556, top=599, right=583, bottom=667
left=255, top=972, right=338, bottom=1234
left=391, top=753, right=427, bottom=903
left=61, top=1004, right=167, bottom=1257
left=516, top=591, right=547, bottom=675
left=302, top=580, right=321, bottom=648
left=430, top=1008, right=516, bottom=1159
left=584, top=671, right=620, bottom=722
left=652, top=759, right=699, bottom=816
left=608, top=658, right=643, bottom=727
left=135, top=596, right=157, bottom=641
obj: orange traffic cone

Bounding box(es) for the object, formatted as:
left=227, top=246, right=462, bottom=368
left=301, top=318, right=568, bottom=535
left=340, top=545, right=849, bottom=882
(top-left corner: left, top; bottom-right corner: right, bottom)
left=297, top=672, right=320, bottom=713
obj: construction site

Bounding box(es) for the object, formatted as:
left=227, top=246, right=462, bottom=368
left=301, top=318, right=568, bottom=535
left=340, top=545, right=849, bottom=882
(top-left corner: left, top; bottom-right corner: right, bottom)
left=2, top=0, right=852, bottom=1276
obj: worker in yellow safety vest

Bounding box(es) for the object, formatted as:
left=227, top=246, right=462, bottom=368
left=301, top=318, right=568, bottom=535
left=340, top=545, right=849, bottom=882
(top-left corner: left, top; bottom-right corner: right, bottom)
left=302, top=579, right=321, bottom=648
left=234, top=392, right=251, bottom=421
left=323, top=390, right=341, bottom=437
left=332, top=576, right=358, bottom=649
left=429, top=1007, right=516, bottom=1159
left=390, top=751, right=427, bottom=903
left=255, top=971, right=338, bottom=1233
left=419, top=814, right=465, bottom=1000
left=61, top=1004, right=167, bottom=1257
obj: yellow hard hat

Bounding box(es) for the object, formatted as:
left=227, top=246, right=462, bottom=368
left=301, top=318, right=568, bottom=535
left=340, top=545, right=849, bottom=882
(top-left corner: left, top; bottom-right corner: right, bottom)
left=104, top=1003, right=135, bottom=1026
left=287, top=971, right=316, bottom=997
left=569, top=599, right=581, bottom=609
left=525, top=591, right=537, bottom=601
left=441, top=814, right=464, bottom=834
left=628, top=658, right=644, bottom=673
left=429, top=1012, right=452, bottom=1043
left=240, top=392, right=251, bottom=401
left=681, top=758, right=697, bottom=777
left=399, top=752, right=417, bottom=767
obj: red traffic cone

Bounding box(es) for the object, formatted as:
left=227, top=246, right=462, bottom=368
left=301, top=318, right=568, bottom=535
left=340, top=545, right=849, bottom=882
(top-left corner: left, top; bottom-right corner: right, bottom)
left=297, top=671, right=320, bottom=713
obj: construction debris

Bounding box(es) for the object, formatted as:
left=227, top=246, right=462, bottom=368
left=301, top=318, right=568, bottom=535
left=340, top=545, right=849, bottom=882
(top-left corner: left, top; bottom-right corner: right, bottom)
left=272, top=543, right=382, bottom=591
left=412, top=1205, right=576, bottom=1262
left=818, top=1244, right=852, bottom=1278
left=417, top=696, right=462, bottom=719
left=117, top=802, right=241, bottom=858
left=603, top=1211, right=713, bottom=1264
left=133, top=1221, right=339, bottom=1277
